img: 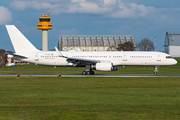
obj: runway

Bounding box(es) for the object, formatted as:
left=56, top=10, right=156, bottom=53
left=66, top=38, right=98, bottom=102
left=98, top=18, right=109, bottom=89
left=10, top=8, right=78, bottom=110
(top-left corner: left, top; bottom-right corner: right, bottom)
left=0, top=74, right=180, bottom=77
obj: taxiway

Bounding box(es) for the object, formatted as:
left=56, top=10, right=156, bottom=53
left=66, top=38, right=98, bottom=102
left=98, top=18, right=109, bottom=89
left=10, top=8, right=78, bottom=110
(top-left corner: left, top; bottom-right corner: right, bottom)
left=0, top=74, right=180, bottom=77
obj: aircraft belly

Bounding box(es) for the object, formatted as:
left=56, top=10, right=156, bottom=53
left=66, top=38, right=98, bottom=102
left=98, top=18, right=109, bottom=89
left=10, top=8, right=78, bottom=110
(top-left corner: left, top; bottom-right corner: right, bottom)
left=129, top=59, right=152, bottom=65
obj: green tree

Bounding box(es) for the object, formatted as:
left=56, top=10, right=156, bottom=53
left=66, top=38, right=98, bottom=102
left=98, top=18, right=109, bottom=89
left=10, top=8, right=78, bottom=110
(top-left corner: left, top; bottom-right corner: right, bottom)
left=0, top=49, right=7, bottom=67
left=137, top=38, right=154, bottom=51
left=117, top=41, right=134, bottom=51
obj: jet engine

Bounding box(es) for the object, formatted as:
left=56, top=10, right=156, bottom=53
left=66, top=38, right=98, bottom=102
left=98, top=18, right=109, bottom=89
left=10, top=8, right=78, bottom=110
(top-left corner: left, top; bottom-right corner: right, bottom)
left=91, top=62, right=119, bottom=71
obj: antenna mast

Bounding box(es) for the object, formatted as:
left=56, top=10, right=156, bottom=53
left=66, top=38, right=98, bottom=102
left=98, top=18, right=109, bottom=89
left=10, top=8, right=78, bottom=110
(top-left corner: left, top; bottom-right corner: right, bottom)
left=154, top=36, right=156, bottom=51
left=48, top=8, right=50, bottom=17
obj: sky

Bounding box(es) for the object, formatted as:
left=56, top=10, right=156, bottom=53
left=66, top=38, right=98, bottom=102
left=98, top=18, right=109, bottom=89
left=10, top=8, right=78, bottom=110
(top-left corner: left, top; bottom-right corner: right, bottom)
left=1, top=0, right=180, bottom=52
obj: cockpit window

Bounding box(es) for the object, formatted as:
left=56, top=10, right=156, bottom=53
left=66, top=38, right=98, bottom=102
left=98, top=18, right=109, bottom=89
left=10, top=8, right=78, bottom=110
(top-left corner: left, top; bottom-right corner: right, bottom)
left=166, top=56, right=173, bottom=59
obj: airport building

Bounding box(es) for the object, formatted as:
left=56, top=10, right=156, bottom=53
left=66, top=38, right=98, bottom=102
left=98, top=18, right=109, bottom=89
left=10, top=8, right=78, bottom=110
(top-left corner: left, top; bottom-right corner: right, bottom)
left=165, top=32, right=180, bottom=57
left=58, top=35, right=136, bottom=51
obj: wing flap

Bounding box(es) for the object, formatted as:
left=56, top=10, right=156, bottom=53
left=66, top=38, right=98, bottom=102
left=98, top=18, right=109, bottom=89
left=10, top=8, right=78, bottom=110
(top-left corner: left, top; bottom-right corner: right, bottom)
left=67, top=57, right=99, bottom=65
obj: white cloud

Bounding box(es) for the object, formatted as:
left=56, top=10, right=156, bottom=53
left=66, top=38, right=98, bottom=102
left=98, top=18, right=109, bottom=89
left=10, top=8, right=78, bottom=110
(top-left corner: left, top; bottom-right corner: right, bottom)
left=67, top=0, right=111, bottom=14
left=10, top=0, right=156, bottom=18
left=110, top=2, right=155, bottom=18
left=10, top=0, right=62, bottom=14
left=0, top=6, right=12, bottom=25
left=10, top=0, right=180, bottom=21
left=25, top=1, right=59, bottom=10
left=67, top=0, right=156, bottom=17
left=103, top=0, right=117, bottom=6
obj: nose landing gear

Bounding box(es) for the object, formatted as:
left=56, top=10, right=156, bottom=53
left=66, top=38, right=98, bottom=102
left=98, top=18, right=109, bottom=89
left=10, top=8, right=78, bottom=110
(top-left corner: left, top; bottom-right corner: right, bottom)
left=154, top=66, right=159, bottom=75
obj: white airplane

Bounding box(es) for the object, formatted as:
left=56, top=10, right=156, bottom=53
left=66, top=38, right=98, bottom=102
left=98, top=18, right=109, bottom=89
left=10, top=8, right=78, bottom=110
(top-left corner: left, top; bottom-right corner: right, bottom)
left=6, top=25, right=177, bottom=75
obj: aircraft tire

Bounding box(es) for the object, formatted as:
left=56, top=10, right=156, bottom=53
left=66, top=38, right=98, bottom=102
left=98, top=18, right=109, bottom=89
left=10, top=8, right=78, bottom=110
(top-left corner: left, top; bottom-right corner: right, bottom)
left=82, top=71, right=87, bottom=75
left=87, top=71, right=91, bottom=75
left=154, top=72, right=157, bottom=75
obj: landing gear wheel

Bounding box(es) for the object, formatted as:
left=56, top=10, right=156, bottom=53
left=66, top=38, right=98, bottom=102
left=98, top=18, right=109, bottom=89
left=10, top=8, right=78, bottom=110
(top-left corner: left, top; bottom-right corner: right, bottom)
left=82, top=71, right=87, bottom=75
left=154, top=72, right=157, bottom=75
left=87, top=71, right=91, bottom=75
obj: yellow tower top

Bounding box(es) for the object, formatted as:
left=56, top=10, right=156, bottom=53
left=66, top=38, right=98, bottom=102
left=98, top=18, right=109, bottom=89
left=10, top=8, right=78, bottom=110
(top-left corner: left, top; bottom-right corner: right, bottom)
left=38, top=14, right=52, bottom=30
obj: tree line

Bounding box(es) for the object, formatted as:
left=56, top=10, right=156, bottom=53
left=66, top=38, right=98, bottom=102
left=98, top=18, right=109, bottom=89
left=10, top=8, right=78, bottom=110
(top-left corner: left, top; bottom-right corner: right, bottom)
left=0, top=49, right=7, bottom=68
left=108, top=38, right=154, bottom=51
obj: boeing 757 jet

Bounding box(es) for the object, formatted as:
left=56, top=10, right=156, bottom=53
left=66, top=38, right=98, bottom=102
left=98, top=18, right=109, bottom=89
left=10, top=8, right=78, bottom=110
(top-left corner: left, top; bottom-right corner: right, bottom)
left=6, top=25, right=177, bottom=75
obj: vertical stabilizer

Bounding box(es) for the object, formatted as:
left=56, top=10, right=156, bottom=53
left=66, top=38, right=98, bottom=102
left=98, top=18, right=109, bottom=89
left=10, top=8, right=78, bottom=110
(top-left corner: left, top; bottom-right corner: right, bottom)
left=6, top=25, right=39, bottom=53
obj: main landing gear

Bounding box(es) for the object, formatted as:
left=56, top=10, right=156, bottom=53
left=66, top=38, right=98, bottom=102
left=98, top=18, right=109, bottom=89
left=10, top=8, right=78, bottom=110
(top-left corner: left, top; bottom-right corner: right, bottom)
left=82, top=71, right=94, bottom=75
left=82, top=65, right=95, bottom=75
left=154, top=66, right=159, bottom=75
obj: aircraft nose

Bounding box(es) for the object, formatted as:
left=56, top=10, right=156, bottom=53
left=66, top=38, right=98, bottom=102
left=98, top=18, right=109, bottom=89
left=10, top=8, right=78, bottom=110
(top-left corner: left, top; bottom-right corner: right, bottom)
left=173, top=59, right=177, bottom=65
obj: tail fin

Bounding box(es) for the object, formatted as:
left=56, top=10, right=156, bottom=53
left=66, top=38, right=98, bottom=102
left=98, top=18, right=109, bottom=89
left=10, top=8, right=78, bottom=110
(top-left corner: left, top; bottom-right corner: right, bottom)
left=6, top=25, right=39, bottom=53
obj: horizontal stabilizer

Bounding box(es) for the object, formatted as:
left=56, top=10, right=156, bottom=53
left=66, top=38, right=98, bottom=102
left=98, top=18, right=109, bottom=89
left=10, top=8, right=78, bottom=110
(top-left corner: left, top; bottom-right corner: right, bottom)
left=7, top=52, right=28, bottom=59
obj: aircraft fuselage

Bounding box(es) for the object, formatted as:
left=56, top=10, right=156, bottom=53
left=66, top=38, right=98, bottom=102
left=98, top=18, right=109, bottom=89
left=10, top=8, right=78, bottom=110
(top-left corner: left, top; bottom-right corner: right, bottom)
left=16, top=51, right=177, bottom=66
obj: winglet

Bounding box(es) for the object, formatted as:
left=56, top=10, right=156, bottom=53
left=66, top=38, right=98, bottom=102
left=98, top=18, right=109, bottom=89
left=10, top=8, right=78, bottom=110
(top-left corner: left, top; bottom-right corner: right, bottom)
left=77, top=48, right=80, bottom=51
left=55, top=47, right=65, bottom=57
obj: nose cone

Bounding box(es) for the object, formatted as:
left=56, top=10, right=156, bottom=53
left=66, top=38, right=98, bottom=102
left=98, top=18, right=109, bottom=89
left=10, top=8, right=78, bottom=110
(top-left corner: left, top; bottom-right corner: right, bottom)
left=172, top=59, right=177, bottom=65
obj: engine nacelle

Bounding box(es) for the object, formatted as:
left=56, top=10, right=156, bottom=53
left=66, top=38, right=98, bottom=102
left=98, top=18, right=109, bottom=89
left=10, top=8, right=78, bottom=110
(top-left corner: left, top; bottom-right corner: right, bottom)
left=91, top=62, right=119, bottom=71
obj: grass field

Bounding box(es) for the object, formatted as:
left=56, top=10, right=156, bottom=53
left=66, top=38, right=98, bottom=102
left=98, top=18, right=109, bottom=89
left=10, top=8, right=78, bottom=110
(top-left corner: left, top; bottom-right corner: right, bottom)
left=1, top=77, right=180, bottom=120
left=0, top=58, right=180, bottom=75
left=0, top=59, right=180, bottom=119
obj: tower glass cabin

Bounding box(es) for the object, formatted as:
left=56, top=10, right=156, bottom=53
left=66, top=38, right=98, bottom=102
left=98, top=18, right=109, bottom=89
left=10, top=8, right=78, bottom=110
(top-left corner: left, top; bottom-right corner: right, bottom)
left=38, top=14, right=52, bottom=30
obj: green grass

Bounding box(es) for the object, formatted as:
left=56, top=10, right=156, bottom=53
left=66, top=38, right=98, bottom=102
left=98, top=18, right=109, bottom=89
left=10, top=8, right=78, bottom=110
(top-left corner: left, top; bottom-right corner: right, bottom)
left=0, top=58, right=180, bottom=75
left=1, top=77, right=180, bottom=120
left=0, top=59, right=180, bottom=119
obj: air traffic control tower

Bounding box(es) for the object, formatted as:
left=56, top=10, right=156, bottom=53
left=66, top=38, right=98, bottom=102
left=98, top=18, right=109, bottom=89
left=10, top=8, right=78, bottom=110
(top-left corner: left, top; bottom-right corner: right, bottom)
left=38, top=13, right=52, bottom=51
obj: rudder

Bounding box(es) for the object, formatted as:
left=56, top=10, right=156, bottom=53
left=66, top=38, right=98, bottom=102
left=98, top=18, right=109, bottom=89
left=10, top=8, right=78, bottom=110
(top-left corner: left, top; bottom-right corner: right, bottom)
left=6, top=25, right=39, bottom=53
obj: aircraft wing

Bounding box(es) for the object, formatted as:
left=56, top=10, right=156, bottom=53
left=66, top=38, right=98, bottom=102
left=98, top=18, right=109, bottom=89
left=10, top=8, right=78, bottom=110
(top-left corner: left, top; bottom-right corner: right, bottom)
left=66, top=57, right=99, bottom=66
left=7, top=52, right=28, bottom=59
left=55, top=47, right=99, bottom=66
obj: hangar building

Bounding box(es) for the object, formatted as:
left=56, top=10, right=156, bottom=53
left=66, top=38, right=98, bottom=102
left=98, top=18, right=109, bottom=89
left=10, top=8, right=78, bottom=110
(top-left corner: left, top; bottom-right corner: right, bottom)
left=58, top=35, right=136, bottom=51
left=165, top=32, right=180, bottom=57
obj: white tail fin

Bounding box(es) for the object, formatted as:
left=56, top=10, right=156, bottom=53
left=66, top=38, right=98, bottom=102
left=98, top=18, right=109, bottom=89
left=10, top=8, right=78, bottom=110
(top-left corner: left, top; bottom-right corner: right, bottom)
left=6, top=25, right=39, bottom=53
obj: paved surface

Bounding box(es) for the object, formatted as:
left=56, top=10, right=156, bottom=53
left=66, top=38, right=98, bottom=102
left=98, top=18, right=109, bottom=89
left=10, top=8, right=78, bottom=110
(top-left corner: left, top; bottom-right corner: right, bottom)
left=1, top=74, right=180, bottom=77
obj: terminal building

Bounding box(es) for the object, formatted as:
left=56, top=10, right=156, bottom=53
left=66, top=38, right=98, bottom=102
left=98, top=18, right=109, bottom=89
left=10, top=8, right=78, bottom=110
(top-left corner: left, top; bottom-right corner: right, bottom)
left=58, top=35, right=136, bottom=51
left=165, top=32, right=180, bottom=57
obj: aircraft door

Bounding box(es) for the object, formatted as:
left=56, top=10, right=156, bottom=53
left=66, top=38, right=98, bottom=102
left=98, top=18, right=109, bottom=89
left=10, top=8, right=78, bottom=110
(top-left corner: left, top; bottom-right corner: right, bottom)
left=35, top=54, right=39, bottom=61
left=157, top=54, right=161, bottom=61
left=123, top=54, right=127, bottom=61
